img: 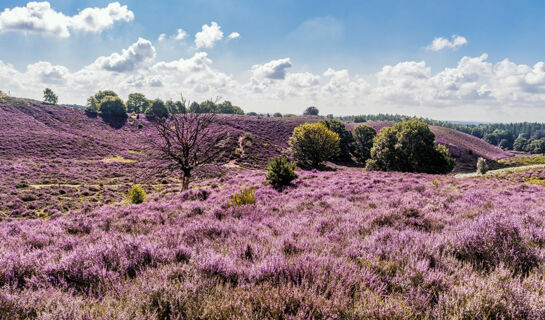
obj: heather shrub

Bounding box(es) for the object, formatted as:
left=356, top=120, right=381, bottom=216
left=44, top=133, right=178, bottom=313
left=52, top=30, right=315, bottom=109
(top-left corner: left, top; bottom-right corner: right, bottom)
left=366, top=120, right=455, bottom=174
left=319, top=119, right=354, bottom=161
left=352, top=124, right=377, bottom=164
left=127, top=184, right=146, bottom=204
left=289, top=123, right=340, bottom=168
left=228, top=187, right=256, bottom=207
left=266, top=156, right=298, bottom=187
left=476, top=157, right=488, bottom=175
left=450, top=213, right=538, bottom=275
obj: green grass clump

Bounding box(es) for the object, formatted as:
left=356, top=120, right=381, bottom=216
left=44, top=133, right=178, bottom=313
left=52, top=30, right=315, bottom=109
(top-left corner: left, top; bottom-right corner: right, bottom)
left=127, top=184, right=147, bottom=204
left=228, top=187, right=256, bottom=207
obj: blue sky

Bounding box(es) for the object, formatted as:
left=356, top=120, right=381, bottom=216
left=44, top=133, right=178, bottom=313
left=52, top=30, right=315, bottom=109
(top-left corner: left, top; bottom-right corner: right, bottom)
left=1, top=1, right=545, bottom=121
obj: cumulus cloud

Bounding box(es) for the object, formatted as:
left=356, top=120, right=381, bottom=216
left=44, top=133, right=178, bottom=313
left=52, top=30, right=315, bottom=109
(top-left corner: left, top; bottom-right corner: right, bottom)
left=251, top=58, right=292, bottom=80
left=0, top=2, right=134, bottom=38
left=194, top=21, right=223, bottom=48
left=227, top=32, right=240, bottom=40
left=157, top=33, right=166, bottom=41
left=427, top=35, right=467, bottom=51
left=93, top=37, right=156, bottom=72
left=173, top=28, right=187, bottom=40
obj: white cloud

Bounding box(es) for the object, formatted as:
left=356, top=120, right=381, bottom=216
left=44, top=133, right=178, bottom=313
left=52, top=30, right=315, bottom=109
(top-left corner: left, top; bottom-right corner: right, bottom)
left=173, top=28, right=187, bottom=40
left=0, top=2, right=134, bottom=38
left=427, top=35, right=467, bottom=51
left=93, top=37, right=156, bottom=72
left=251, top=58, right=292, bottom=80
left=194, top=21, right=223, bottom=48
left=157, top=33, right=166, bottom=41
left=227, top=32, right=240, bottom=40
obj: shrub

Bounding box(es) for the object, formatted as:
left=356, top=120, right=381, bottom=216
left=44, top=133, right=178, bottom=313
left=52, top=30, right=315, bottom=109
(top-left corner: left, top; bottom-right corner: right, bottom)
left=319, top=119, right=354, bottom=161
left=99, top=96, right=127, bottom=118
left=476, top=157, right=488, bottom=175
left=266, top=157, right=298, bottom=187
left=352, top=124, right=376, bottom=164
left=145, top=99, right=169, bottom=119
left=303, top=106, right=319, bottom=116
left=127, top=184, right=146, bottom=204
left=228, top=187, right=256, bottom=207
left=366, top=120, right=455, bottom=174
left=289, top=123, right=340, bottom=168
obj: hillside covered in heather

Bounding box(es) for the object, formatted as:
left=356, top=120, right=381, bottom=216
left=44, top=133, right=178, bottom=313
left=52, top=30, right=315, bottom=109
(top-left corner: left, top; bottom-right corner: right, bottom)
left=3, top=98, right=545, bottom=319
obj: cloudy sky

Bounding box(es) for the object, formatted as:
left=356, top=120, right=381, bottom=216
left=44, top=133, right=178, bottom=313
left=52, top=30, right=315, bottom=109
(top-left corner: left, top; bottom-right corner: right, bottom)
left=1, top=1, right=545, bottom=121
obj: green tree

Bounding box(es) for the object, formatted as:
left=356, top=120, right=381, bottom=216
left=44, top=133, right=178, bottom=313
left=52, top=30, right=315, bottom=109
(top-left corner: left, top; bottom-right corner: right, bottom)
left=218, top=101, right=244, bottom=115
left=99, top=96, right=127, bottom=118
left=43, top=88, right=58, bottom=105
left=366, top=120, right=455, bottom=174
left=166, top=100, right=186, bottom=114
left=513, top=134, right=529, bottom=151
left=266, top=156, right=298, bottom=187
left=85, top=96, right=99, bottom=114
left=303, top=106, right=319, bottom=116
left=352, top=124, right=377, bottom=164
left=145, top=99, right=169, bottom=119
left=289, top=122, right=340, bottom=168
left=319, top=119, right=354, bottom=161
left=126, top=93, right=150, bottom=113
left=189, top=101, right=201, bottom=113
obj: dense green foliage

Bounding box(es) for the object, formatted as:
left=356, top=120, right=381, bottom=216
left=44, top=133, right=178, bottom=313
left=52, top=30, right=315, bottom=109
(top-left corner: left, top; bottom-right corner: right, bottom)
left=228, top=187, right=256, bottom=207
left=319, top=119, right=354, bottom=161
left=86, top=91, right=119, bottom=114
left=289, top=123, right=340, bottom=167
left=265, top=157, right=298, bottom=187
left=42, top=88, right=58, bottom=105
left=126, top=93, right=150, bottom=114
left=145, top=99, right=169, bottom=119
left=303, top=106, right=319, bottom=115
left=188, top=100, right=244, bottom=114
left=99, top=96, right=127, bottom=118
left=127, top=184, right=147, bottom=204
left=366, top=120, right=455, bottom=174
left=352, top=124, right=377, bottom=164
left=341, top=113, right=545, bottom=153
left=166, top=100, right=186, bottom=114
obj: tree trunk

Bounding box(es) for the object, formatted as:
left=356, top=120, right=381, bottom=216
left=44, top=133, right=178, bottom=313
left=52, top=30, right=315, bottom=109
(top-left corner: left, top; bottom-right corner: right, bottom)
left=182, top=170, right=191, bottom=190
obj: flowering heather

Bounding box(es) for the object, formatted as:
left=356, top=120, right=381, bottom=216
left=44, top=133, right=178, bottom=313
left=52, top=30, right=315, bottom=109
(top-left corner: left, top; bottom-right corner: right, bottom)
left=1, top=167, right=545, bottom=319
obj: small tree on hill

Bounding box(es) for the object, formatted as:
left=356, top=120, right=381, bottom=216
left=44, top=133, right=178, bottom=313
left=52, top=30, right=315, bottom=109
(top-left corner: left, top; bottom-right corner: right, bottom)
left=353, top=124, right=377, bottom=164
left=148, top=111, right=227, bottom=190
left=126, top=93, right=150, bottom=114
left=145, top=99, right=169, bottom=119
left=43, top=88, right=58, bottom=105
left=319, top=119, right=354, bottom=161
left=289, top=122, right=340, bottom=168
left=303, top=106, right=319, bottom=116
left=366, top=120, right=455, bottom=174
left=99, top=96, right=127, bottom=118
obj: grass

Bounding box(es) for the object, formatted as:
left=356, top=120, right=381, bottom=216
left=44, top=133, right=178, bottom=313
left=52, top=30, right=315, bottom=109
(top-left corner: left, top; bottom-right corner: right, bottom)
left=102, top=156, right=137, bottom=163
left=496, top=154, right=545, bottom=167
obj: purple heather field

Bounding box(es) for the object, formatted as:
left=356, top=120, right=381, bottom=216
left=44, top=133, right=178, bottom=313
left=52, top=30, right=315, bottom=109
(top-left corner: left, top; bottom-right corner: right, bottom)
left=1, top=99, right=545, bottom=319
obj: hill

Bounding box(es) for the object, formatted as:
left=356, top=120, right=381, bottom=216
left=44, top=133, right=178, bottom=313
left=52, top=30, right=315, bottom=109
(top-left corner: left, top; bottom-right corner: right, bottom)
left=0, top=98, right=510, bottom=170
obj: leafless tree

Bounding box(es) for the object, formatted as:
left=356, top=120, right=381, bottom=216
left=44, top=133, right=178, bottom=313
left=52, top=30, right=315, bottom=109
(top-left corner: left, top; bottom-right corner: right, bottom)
left=147, top=110, right=227, bottom=190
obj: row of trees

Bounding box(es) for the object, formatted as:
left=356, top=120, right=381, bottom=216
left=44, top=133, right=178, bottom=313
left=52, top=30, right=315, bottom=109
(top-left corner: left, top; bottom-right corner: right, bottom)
left=342, top=113, right=545, bottom=153
left=85, top=90, right=245, bottom=118
left=289, top=119, right=455, bottom=173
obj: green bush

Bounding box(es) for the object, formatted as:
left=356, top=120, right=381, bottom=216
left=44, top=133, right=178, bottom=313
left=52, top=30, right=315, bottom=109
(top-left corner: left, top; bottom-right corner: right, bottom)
left=352, top=124, right=376, bottom=164
left=145, top=99, right=169, bottom=119
left=366, top=120, right=455, bottom=174
left=319, top=119, right=354, bottom=161
left=127, top=184, right=146, bottom=204
left=228, top=187, right=256, bottom=207
left=266, top=157, right=298, bottom=187
left=289, top=123, right=340, bottom=168
left=99, top=96, right=127, bottom=118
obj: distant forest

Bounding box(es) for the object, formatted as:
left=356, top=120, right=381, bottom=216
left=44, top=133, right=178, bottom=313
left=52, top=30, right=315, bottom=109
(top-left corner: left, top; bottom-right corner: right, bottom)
left=340, top=114, right=545, bottom=154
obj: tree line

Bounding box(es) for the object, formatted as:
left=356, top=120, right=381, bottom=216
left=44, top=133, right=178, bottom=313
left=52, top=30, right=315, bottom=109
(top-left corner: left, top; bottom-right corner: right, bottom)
left=341, top=114, right=545, bottom=153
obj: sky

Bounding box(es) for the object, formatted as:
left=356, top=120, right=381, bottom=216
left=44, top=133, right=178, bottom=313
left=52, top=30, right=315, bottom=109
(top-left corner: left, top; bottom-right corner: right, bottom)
left=1, top=1, right=545, bottom=122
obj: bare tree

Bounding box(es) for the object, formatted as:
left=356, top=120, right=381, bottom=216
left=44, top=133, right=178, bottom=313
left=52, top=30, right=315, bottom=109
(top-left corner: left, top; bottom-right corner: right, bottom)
left=147, top=111, right=227, bottom=190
